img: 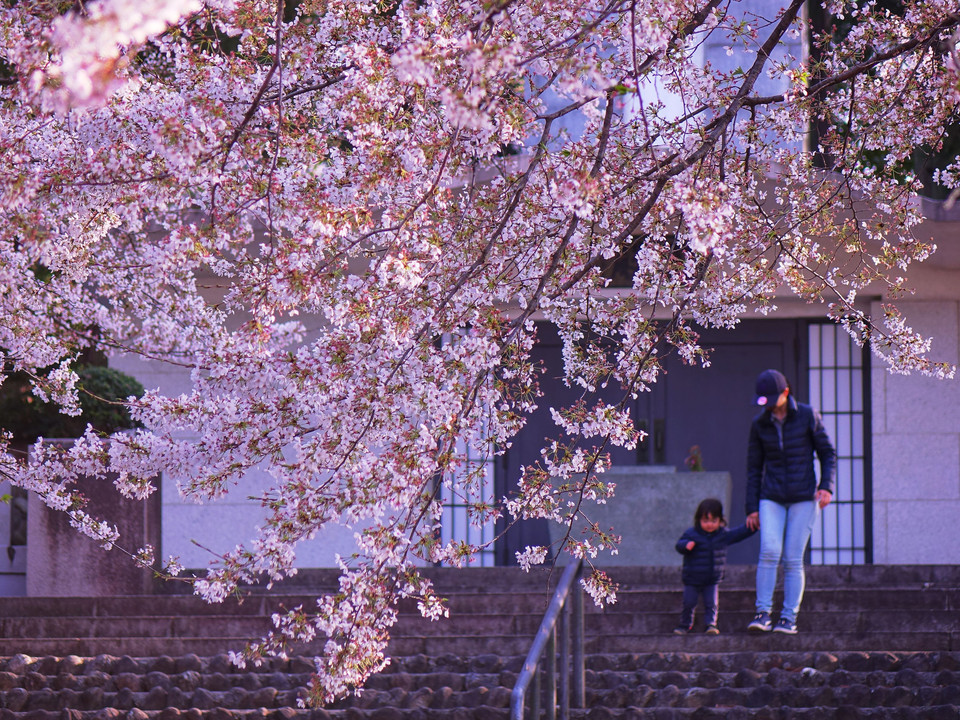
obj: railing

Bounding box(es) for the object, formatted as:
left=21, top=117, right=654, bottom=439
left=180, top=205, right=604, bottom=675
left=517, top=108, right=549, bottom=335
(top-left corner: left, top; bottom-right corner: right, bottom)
left=510, top=558, right=585, bottom=720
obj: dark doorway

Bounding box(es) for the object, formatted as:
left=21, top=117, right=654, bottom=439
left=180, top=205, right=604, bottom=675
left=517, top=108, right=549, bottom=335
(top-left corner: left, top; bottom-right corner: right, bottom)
left=495, top=319, right=805, bottom=565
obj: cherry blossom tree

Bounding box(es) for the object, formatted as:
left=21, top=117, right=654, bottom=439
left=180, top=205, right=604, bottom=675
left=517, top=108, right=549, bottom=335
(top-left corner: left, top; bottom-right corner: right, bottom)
left=1, top=0, right=959, bottom=704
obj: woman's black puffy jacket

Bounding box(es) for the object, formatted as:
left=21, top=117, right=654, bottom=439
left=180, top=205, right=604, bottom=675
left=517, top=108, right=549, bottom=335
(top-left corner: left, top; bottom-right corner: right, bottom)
left=746, top=396, right=835, bottom=515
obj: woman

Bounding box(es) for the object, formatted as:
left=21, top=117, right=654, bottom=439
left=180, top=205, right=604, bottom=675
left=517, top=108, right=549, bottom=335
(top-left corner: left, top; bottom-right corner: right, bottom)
left=745, top=369, right=835, bottom=635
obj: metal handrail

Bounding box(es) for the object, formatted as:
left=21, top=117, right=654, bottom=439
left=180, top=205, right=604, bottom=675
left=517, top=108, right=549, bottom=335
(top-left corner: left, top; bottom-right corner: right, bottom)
left=511, top=558, right=585, bottom=720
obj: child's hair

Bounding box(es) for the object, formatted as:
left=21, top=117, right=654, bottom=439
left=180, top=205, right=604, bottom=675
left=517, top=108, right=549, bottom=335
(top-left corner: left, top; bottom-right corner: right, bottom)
left=694, top=498, right=727, bottom=528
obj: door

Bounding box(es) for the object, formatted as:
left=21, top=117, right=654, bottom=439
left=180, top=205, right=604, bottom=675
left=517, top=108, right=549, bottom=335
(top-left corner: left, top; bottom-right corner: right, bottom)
left=659, top=321, right=803, bottom=563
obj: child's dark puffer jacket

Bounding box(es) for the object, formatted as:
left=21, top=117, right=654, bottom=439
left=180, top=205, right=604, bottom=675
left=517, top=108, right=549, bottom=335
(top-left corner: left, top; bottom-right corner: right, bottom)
left=675, top=523, right=756, bottom=586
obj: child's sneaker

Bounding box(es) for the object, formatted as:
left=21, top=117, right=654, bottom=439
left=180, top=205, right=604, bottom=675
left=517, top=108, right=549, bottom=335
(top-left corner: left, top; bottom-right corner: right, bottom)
left=673, top=625, right=691, bottom=635
left=773, top=617, right=798, bottom=634
left=747, top=611, right=773, bottom=632
left=705, top=625, right=720, bottom=635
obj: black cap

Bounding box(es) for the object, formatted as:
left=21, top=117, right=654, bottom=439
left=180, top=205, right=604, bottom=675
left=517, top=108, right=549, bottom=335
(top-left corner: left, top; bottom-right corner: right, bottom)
left=755, top=369, right=788, bottom=407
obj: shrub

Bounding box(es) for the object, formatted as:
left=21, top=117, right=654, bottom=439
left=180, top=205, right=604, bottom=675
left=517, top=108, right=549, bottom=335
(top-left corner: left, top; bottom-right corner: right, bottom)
left=0, top=365, right=144, bottom=443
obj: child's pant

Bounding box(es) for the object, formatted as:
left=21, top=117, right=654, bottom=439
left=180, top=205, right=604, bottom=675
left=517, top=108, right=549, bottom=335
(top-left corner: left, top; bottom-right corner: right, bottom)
left=679, top=583, right=719, bottom=629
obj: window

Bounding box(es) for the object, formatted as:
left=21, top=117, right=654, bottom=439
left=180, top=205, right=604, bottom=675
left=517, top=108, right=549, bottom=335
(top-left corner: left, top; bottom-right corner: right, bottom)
left=807, top=322, right=871, bottom=564
left=436, top=331, right=497, bottom=567
left=438, top=424, right=496, bottom=567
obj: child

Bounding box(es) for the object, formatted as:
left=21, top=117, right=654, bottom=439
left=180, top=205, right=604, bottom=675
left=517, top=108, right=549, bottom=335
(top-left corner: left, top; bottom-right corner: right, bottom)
left=674, top=498, right=756, bottom=634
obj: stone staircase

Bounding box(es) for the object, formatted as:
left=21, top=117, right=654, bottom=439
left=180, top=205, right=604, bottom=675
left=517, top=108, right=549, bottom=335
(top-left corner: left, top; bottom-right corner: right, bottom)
left=0, top=565, right=957, bottom=718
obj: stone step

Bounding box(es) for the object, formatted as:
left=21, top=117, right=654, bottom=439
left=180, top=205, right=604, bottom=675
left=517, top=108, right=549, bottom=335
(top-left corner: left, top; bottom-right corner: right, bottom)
left=2, top=708, right=957, bottom=719
left=212, top=564, right=960, bottom=595
left=0, top=636, right=538, bottom=658
left=0, top=594, right=956, bottom=657
left=0, top=598, right=954, bottom=647
left=3, top=606, right=923, bottom=637
left=589, top=586, right=960, bottom=611
left=1, top=627, right=957, bottom=665
left=7, top=655, right=960, bottom=693
left=0, top=606, right=954, bottom=656
left=589, top=608, right=960, bottom=635
left=584, top=564, right=960, bottom=587
left=1, top=581, right=955, bottom=617
left=1, top=577, right=955, bottom=620
left=395, top=630, right=960, bottom=656
left=584, top=632, right=960, bottom=654
left=5, top=650, right=959, bottom=680
left=9, top=679, right=960, bottom=715
left=0, top=572, right=954, bottom=636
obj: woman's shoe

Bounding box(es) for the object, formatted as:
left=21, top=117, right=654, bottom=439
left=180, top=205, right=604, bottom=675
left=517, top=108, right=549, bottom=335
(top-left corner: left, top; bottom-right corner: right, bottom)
left=773, top=617, right=798, bottom=634
left=747, top=611, right=773, bottom=632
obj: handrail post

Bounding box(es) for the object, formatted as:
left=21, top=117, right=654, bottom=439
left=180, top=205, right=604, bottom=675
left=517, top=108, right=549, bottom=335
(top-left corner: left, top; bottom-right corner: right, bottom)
left=559, top=599, right=570, bottom=720
left=545, top=627, right=556, bottom=720
left=572, top=564, right=584, bottom=708
left=532, top=666, right=540, bottom=720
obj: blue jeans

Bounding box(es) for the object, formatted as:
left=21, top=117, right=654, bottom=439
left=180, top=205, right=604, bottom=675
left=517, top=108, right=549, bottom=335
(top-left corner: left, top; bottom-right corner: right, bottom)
left=756, top=499, right=819, bottom=623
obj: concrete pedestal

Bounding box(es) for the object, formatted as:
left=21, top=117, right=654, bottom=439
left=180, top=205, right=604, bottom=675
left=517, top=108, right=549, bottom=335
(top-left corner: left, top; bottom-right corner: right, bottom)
left=26, top=441, right=161, bottom=596
left=550, top=465, right=732, bottom=566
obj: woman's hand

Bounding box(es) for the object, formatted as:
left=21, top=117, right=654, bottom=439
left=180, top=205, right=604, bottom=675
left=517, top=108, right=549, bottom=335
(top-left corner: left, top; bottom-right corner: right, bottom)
left=816, top=489, right=832, bottom=509
left=746, top=512, right=760, bottom=531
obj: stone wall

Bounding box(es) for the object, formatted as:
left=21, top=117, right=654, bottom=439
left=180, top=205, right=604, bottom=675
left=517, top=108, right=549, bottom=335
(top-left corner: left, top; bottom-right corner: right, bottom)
left=870, top=299, right=960, bottom=564
left=26, top=443, right=161, bottom=596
